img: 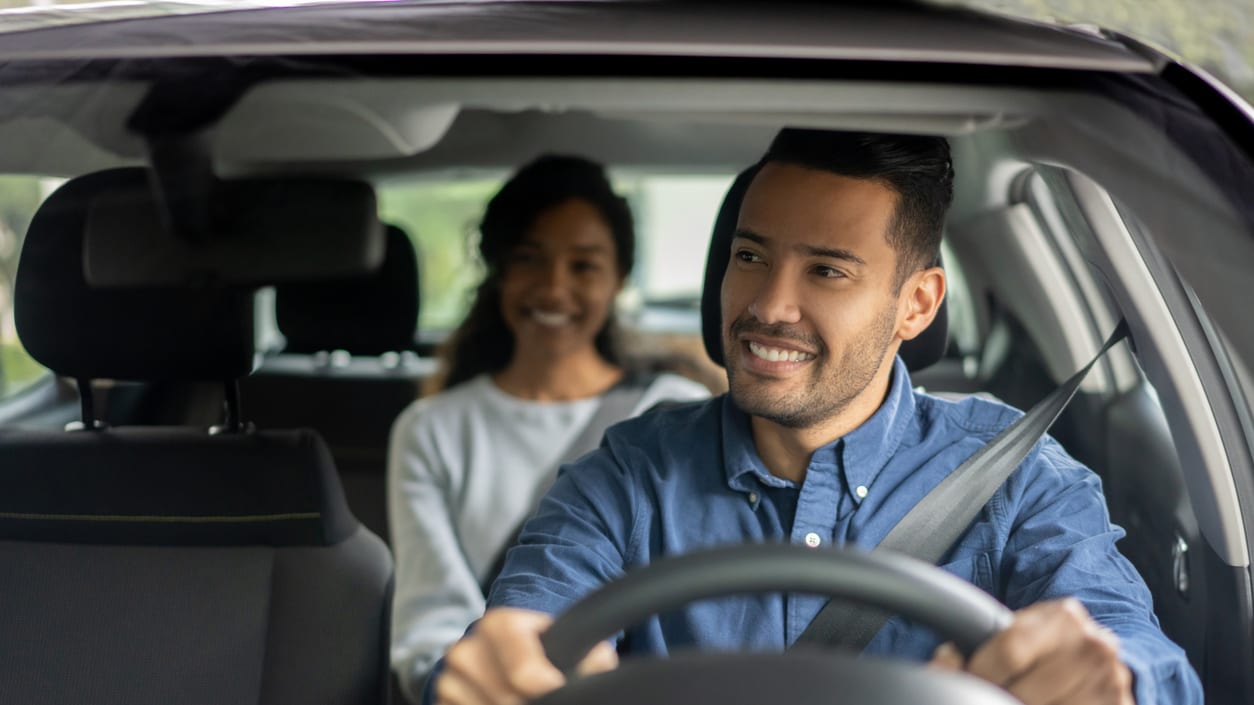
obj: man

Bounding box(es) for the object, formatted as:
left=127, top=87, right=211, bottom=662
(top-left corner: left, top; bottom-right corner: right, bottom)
left=430, top=129, right=1202, bottom=705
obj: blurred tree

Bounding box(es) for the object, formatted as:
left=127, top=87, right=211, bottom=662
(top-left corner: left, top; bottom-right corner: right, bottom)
left=959, top=0, right=1254, bottom=100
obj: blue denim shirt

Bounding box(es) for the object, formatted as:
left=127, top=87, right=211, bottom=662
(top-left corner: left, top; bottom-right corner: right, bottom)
left=440, top=357, right=1200, bottom=704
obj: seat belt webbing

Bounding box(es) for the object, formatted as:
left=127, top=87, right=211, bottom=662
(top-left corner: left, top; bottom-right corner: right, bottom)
left=793, top=320, right=1129, bottom=650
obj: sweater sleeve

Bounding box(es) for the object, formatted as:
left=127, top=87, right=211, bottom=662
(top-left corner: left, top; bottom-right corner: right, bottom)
left=387, top=401, right=487, bottom=703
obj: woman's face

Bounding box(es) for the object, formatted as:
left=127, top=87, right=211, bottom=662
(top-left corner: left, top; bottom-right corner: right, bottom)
left=498, top=197, right=624, bottom=362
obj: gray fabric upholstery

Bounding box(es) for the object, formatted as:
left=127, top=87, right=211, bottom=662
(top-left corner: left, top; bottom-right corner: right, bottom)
left=2, top=167, right=394, bottom=704
left=0, top=427, right=357, bottom=546
left=0, top=542, right=273, bottom=705
left=0, top=528, right=391, bottom=705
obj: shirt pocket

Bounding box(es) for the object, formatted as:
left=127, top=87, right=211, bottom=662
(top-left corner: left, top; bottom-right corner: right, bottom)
left=937, top=551, right=995, bottom=597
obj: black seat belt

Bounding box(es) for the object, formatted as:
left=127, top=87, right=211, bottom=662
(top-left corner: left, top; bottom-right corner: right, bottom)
left=480, top=374, right=656, bottom=595
left=794, top=320, right=1129, bottom=649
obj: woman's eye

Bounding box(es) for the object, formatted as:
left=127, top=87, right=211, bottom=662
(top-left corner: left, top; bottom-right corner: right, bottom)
left=572, top=260, right=602, bottom=273
left=734, top=250, right=763, bottom=264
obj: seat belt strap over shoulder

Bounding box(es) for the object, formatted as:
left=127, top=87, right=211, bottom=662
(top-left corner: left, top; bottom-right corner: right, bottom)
left=793, top=320, right=1130, bottom=650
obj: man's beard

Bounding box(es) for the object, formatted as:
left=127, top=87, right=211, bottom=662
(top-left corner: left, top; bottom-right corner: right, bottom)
left=725, top=305, right=898, bottom=429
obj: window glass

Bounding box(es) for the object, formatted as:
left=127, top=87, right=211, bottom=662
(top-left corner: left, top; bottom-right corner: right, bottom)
left=377, top=172, right=734, bottom=334
left=0, top=175, right=54, bottom=399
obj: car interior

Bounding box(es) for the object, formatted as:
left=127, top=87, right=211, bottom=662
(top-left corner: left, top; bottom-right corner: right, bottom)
left=0, top=6, right=1252, bottom=703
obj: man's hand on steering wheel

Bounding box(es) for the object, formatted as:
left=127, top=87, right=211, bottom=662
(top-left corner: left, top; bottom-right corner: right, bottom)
left=931, top=598, right=1135, bottom=705
left=436, top=607, right=618, bottom=705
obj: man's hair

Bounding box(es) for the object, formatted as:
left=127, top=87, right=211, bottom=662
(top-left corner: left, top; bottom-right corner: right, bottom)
left=762, top=129, right=953, bottom=289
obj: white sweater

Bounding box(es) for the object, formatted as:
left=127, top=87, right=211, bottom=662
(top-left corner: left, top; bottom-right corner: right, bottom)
left=387, top=372, right=710, bottom=699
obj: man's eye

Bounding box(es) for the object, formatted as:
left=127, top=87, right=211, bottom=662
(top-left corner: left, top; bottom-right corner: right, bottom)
left=814, top=265, right=847, bottom=279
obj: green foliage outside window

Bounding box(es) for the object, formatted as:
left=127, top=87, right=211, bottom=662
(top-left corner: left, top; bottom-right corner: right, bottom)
left=0, top=175, right=50, bottom=398
left=379, top=178, right=503, bottom=332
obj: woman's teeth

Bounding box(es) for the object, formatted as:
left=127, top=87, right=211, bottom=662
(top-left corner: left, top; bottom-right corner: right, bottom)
left=748, top=341, right=815, bottom=363
left=531, top=310, right=571, bottom=327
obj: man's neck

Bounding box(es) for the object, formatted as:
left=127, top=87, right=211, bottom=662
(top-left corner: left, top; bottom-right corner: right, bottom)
left=749, top=364, right=896, bottom=484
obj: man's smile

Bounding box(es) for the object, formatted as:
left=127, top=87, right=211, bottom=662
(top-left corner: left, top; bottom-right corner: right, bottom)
left=738, top=336, right=818, bottom=375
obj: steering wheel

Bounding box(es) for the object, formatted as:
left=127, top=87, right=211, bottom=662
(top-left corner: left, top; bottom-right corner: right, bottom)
left=532, top=543, right=1020, bottom=705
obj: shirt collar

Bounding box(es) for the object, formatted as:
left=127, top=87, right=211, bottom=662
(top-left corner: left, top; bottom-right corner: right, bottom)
left=721, top=356, right=916, bottom=502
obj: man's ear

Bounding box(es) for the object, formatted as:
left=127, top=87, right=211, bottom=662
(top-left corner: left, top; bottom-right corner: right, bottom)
left=897, top=267, right=945, bottom=342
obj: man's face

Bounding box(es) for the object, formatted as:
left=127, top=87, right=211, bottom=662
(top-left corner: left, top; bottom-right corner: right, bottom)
left=721, top=162, right=906, bottom=429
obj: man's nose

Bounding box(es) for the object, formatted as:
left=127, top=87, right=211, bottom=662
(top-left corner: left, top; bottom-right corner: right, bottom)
left=747, top=269, right=802, bottom=325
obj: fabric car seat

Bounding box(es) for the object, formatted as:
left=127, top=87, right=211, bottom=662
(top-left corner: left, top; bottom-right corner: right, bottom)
left=701, top=163, right=949, bottom=372
left=1, top=168, right=393, bottom=705
left=242, top=223, right=428, bottom=544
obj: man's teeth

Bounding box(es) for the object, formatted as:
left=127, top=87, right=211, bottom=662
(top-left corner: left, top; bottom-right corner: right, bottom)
left=532, top=310, right=571, bottom=326
left=748, top=341, right=815, bottom=363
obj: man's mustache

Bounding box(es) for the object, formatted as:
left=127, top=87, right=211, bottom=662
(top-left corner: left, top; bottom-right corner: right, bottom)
left=728, top=315, right=824, bottom=353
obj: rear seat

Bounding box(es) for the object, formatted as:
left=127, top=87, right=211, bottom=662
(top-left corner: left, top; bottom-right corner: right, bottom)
left=242, top=224, right=432, bottom=543
left=2, top=168, right=393, bottom=705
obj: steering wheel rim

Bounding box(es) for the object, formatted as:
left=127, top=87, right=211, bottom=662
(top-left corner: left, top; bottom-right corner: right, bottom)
left=540, top=543, right=1013, bottom=673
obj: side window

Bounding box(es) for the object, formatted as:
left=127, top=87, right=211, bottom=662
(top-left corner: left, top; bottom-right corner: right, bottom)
left=0, top=175, right=53, bottom=400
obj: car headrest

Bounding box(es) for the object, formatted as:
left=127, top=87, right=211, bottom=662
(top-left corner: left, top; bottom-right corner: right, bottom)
left=275, top=224, right=419, bottom=356
left=701, top=164, right=948, bottom=372
left=14, top=168, right=254, bottom=382
left=0, top=427, right=356, bottom=546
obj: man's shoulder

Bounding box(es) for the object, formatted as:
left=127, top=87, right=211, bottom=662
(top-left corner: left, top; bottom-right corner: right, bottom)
left=603, top=394, right=723, bottom=447
left=912, top=387, right=1026, bottom=442
left=911, top=387, right=1089, bottom=483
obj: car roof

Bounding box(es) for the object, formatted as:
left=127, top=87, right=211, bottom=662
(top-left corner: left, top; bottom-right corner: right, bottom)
left=0, top=0, right=1155, bottom=70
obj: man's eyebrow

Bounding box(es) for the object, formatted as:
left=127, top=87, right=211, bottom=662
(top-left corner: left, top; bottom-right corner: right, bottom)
left=732, top=228, right=867, bottom=266
left=800, top=243, right=866, bottom=266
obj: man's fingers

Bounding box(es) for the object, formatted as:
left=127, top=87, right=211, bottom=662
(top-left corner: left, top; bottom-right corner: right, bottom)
left=436, top=608, right=566, bottom=705
left=435, top=664, right=502, bottom=705
left=575, top=641, right=620, bottom=676
left=481, top=609, right=566, bottom=698
left=929, top=642, right=965, bottom=671
left=962, top=598, right=1134, bottom=705
left=1007, top=625, right=1132, bottom=705
left=440, top=636, right=520, bottom=705
left=1005, top=647, right=1099, bottom=705
left=966, top=598, right=1088, bottom=687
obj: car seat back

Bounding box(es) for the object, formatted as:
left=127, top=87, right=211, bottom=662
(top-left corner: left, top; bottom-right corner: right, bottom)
left=4, top=167, right=393, bottom=705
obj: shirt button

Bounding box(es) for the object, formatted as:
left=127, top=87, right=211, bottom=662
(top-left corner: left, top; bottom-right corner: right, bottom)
left=804, top=532, right=822, bottom=548
left=747, top=492, right=758, bottom=504
left=855, top=485, right=869, bottom=499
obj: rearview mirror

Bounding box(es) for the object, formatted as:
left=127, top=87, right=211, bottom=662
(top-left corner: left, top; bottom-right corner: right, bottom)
left=84, top=178, right=385, bottom=287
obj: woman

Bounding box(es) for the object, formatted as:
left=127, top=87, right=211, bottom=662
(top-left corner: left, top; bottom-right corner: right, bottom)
left=387, top=155, right=709, bottom=701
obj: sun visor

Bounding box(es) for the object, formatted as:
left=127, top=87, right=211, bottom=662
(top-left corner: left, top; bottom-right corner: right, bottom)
left=83, top=178, right=385, bottom=287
